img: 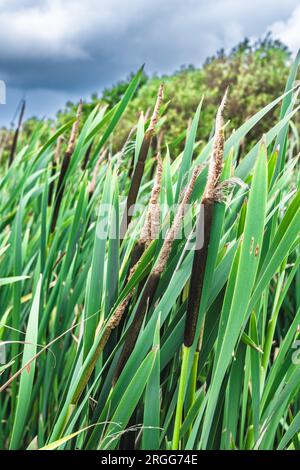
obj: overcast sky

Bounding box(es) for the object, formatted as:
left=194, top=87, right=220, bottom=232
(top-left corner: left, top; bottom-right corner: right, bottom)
left=0, top=0, right=299, bottom=126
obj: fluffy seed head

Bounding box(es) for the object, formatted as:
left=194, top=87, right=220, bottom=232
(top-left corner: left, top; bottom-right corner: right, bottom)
left=154, top=165, right=201, bottom=275
left=147, top=84, right=164, bottom=134
left=140, top=153, right=163, bottom=246
left=204, top=89, right=227, bottom=202
left=54, top=136, right=62, bottom=165
left=66, top=100, right=82, bottom=155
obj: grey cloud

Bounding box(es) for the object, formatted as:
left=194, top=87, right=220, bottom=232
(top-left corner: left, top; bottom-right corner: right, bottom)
left=0, top=0, right=299, bottom=125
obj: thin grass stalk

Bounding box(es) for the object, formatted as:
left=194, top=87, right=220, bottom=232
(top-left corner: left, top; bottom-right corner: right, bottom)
left=120, top=85, right=164, bottom=239
left=129, top=152, right=163, bottom=267
left=48, top=136, right=62, bottom=206
left=50, top=101, right=82, bottom=233
left=113, top=166, right=200, bottom=384
left=87, top=149, right=107, bottom=199
left=141, top=153, right=163, bottom=244
left=8, top=99, right=26, bottom=167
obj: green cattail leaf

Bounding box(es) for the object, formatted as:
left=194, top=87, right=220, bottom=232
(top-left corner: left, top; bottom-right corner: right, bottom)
left=10, top=275, right=42, bottom=449
left=142, top=314, right=161, bottom=450
left=175, top=99, right=202, bottom=201
left=100, top=348, right=157, bottom=450
left=83, top=166, right=115, bottom=357
left=202, top=141, right=268, bottom=448
left=249, top=311, right=260, bottom=441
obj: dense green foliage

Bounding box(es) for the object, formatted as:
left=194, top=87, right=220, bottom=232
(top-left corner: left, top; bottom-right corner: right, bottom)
left=0, top=36, right=294, bottom=165
left=0, top=41, right=300, bottom=451
left=55, top=36, right=293, bottom=151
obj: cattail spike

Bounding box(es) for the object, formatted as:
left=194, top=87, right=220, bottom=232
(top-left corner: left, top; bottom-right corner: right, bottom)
left=117, top=154, right=163, bottom=340
left=153, top=165, right=200, bottom=276
left=54, top=136, right=62, bottom=164
left=147, top=84, right=164, bottom=134
left=215, top=87, right=228, bottom=130
left=48, top=136, right=63, bottom=206
left=203, top=90, right=227, bottom=202
left=157, top=132, right=163, bottom=153
left=120, top=85, right=164, bottom=239
left=184, top=90, right=228, bottom=348
left=67, top=100, right=82, bottom=156
left=140, top=153, right=163, bottom=246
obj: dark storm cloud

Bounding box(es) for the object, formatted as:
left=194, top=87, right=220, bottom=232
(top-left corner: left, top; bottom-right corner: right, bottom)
left=0, top=0, right=299, bottom=124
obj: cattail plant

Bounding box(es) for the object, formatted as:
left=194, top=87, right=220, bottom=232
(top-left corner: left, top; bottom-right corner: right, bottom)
left=130, top=152, right=163, bottom=266
left=71, top=154, right=163, bottom=404
left=120, top=84, right=164, bottom=239
left=184, top=90, right=227, bottom=348
left=8, top=99, right=26, bottom=167
left=116, top=153, right=163, bottom=340
left=140, top=153, right=162, bottom=243
left=50, top=101, right=82, bottom=233
left=114, top=165, right=201, bottom=383
left=172, top=91, right=227, bottom=450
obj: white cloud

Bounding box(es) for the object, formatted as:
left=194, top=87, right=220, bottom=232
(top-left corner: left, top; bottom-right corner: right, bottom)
left=0, top=0, right=298, bottom=62
left=270, top=5, right=300, bottom=53
left=0, top=0, right=155, bottom=60
left=0, top=1, right=90, bottom=60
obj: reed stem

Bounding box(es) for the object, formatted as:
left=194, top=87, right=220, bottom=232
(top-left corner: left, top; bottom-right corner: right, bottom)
left=172, top=345, right=190, bottom=450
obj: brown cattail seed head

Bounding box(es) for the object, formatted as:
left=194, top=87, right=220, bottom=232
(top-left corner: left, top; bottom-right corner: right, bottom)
left=147, top=84, right=164, bottom=134
left=140, top=153, right=163, bottom=246
left=153, top=165, right=201, bottom=276
left=203, top=89, right=227, bottom=202
left=66, top=100, right=82, bottom=155
left=54, top=136, right=62, bottom=165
